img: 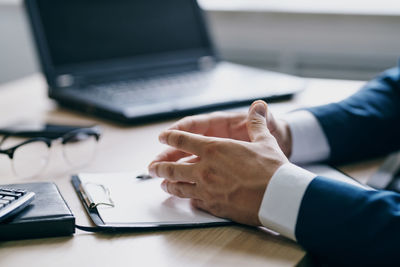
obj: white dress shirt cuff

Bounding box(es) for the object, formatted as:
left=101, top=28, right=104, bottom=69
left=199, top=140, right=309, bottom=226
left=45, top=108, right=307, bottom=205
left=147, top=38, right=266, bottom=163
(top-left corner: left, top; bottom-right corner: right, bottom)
left=283, top=111, right=330, bottom=164
left=258, top=163, right=317, bottom=241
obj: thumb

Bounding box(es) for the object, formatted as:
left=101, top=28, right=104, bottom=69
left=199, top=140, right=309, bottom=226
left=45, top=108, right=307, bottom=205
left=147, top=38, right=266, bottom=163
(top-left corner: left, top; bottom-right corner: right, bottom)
left=247, top=100, right=270, bottom=142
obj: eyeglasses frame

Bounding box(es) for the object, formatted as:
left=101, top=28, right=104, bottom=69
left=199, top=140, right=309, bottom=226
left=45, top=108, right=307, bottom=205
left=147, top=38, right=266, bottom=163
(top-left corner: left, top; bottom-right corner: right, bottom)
left=0, top=126, right=101, bottom=160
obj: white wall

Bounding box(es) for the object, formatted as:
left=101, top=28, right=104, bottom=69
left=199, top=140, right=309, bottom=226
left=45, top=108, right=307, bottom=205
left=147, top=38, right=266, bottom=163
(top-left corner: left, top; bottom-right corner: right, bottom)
left=0, top=3, right=37, bottom=84
left=204, top=10, right=400, bottom=80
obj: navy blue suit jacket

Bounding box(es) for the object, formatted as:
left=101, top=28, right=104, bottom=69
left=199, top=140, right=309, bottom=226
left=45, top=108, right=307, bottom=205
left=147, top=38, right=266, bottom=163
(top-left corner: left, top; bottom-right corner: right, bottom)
left=295, top=66, right=400, bottom=265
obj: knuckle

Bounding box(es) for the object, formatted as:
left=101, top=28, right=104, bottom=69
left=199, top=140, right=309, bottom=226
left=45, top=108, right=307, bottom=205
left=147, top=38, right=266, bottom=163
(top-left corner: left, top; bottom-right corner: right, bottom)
left=175, top=134, right=186, bottom=148
left=166, top=165, right=174, bottom=178
left=153, top=164, right=160, bottom=177
left=249, top=117, right=265, bottom=126
left=203, top=141, right=220, bottom=158
left=167, top=182, right=174, bottom=195
left=171, top=185, right=184, bottom=198
left=200, top=167, right=215, bottom=184
left=164, top=181, right=171, bottom=194
left=166, top=182, right=173, bottom=193
left=164, top=131, right=172, bottom=144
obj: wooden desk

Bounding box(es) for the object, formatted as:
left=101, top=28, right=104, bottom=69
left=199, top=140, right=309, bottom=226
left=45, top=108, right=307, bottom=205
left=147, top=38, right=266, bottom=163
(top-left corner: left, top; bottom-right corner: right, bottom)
left=0, top=74, right=379, bottom=266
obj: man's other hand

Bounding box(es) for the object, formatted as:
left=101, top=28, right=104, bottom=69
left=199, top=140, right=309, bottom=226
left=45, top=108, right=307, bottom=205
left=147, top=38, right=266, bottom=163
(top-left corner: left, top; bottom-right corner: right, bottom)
left=149, top=103, right=292, bottom=167
left=148, top=100, right=288, bottom=226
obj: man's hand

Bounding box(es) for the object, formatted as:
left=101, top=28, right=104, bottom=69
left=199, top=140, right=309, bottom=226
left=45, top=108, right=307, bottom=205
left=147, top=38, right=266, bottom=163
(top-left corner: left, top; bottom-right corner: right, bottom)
left=149, top=105, right=292, bottom=167
left=148, top=100, right=288, bottom=226
left=149, top=111, right=250, bottom=166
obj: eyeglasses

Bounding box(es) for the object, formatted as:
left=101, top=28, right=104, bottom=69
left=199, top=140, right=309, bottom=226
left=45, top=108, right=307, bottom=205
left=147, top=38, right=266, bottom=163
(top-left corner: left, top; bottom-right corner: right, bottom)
left=0, top=126, right=101, bottom=178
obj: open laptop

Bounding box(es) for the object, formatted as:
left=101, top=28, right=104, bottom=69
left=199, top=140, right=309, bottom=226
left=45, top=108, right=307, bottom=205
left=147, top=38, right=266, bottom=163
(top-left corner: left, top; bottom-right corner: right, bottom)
left=25, top=0, right=304, bottom=124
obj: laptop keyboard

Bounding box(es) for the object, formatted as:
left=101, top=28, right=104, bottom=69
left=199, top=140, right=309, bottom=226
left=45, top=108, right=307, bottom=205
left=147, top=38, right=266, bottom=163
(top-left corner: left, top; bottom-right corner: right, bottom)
left=82, top=71, right=211, bottom=105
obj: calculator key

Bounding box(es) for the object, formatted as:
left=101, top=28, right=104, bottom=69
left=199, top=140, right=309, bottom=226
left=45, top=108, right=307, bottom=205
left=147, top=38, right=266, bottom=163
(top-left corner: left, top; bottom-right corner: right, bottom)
left=2, top=196, right=16, bottom=201
left=1, top=188, right=14, bottom=192
left=1, top=188, right=25, bottom=194
left=0, top=191, right=21, bottom=198
left=0, top=189, right=35, bottom=222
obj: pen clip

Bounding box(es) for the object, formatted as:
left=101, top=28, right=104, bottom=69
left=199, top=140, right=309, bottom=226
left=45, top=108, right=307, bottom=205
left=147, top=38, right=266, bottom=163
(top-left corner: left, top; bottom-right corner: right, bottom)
left=79, top=182, right=115, bottom=210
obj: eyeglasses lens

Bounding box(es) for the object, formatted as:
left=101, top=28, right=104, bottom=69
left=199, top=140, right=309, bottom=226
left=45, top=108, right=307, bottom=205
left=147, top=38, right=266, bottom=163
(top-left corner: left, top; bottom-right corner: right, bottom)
left=12, top=140, right=50, bottom=178
left=63, top=133, right=98, bottom=167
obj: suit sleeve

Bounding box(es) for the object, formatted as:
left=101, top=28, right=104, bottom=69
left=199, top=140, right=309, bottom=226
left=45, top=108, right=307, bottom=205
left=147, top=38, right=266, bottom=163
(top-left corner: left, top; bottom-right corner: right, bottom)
left=307, top=66, right=400, bottom=164
left=258, top=163, right=400, bottom=265
left=296, top=176, right=400, bottom=266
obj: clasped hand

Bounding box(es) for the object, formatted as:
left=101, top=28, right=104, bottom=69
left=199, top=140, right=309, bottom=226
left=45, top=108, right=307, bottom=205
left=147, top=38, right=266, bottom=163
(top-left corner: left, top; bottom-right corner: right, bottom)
left=148, top=101, right=291, bottom=226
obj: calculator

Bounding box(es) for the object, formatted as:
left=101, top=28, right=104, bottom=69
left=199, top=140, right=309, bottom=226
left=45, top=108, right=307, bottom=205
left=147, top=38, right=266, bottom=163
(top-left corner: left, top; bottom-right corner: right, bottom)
left=0, top=187, right=35, bottom=222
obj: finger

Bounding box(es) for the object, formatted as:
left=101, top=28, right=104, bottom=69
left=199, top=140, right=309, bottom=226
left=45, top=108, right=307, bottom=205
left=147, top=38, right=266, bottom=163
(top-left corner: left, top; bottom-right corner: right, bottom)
left=169, top=114, right=210, bottom=134
left=159, top=130, right=210, bottom=156
left=149, top=161, right=197, bottom=183
left=265, top=108, right=279, bottom=135
left=150, top=148, right=191, bottom=165
left=247, top=100, right=270, bottom=142
left=161, top=180, right=199, bottom=199
left=183, top=155, right=200, bottom=164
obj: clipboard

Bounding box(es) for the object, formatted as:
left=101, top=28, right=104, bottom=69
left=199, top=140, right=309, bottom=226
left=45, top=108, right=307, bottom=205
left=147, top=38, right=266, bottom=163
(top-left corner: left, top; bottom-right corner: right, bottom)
left=71, top=172, right=232, bottom=231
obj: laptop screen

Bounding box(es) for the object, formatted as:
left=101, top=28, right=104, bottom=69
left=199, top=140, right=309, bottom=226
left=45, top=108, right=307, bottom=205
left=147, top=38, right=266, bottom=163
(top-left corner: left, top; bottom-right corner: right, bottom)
left=33, top=0, right=211, bottom=69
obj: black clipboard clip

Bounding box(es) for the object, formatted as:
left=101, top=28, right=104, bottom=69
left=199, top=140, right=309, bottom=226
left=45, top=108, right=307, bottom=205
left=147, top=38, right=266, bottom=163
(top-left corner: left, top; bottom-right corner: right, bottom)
left=79, top=182, right=115, bottom=210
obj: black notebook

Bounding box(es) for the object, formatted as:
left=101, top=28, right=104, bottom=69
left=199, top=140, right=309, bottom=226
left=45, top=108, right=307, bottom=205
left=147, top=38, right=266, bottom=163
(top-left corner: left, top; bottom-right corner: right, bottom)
left=0, top=182, right=75, bottom=241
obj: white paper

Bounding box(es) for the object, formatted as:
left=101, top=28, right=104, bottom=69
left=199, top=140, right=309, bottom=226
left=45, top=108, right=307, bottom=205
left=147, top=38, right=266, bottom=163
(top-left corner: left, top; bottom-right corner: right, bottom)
left=78, top=172, right=229, bottom=225
left=78, top=165, right=369, bottom=226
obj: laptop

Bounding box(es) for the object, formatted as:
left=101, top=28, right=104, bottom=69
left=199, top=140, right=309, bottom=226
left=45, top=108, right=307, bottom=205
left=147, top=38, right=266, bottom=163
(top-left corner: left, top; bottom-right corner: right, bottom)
left=25, top=0, right=304, bottom=124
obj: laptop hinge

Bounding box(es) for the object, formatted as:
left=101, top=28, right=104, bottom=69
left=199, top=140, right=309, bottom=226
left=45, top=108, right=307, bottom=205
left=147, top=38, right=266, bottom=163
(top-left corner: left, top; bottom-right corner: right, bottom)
left=55, top=56, right=217, bottom=88
left=56, top=74, right=75, bottom=88
left=198, top=56, right=217, bottom=71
